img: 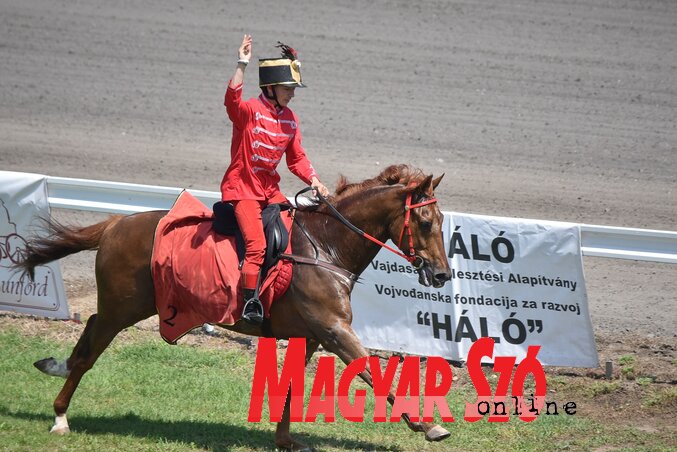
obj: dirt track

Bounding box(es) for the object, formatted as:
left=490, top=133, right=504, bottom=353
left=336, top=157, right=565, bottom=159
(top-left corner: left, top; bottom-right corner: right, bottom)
left=1, top=2, right=675, bottom=340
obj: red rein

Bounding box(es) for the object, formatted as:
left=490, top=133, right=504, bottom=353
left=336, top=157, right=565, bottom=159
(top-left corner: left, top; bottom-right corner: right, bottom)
left=363, top=193, right=437, bottom=268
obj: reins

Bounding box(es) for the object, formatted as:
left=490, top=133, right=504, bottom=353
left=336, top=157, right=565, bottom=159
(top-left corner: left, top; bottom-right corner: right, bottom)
left=277, top=189, right=360, bottom=282
left=293, top=186, right=437, bottom=270
left=397, top=192, right=439, bottom=267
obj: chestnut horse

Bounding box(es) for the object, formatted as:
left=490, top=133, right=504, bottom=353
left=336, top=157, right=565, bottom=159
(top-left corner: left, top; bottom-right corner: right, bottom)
left=17, top=164, right=452, bottom=450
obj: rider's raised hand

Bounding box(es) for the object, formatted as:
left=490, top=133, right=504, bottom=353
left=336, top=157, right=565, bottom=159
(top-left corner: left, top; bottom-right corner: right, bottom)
left=238, top=34, right=252, bottom=63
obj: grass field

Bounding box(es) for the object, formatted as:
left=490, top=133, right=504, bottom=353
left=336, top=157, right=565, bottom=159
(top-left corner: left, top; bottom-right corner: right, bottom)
left=0, top=326, right=673, bottom=451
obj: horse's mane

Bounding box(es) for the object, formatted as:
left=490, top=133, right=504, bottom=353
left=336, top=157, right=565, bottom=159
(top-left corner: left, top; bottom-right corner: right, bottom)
left=332, top=164, right=426, bottom=201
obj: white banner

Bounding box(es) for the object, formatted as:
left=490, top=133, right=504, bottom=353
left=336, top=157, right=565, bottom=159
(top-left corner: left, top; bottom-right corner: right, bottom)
left=0, top=171, right=69, bottom=319
left=352, top=212, right=598, bottom=367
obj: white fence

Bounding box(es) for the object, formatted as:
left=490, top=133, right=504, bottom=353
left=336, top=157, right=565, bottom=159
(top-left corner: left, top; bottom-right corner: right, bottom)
left=46, top=175, right=677, bottom=264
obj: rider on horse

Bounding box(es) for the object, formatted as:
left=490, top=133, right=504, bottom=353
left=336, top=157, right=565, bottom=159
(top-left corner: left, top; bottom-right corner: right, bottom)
left=221, top=34, right=329, bottom=325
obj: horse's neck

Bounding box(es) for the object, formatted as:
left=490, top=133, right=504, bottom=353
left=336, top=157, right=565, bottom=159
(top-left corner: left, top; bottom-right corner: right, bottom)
left=299, top=186, right=401, bottom=275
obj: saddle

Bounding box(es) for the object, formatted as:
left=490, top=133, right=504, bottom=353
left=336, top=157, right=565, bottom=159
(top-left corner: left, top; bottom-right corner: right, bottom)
left=212, top=201, right=292, bottom=280
left=151, top=191, right=296, bottom=343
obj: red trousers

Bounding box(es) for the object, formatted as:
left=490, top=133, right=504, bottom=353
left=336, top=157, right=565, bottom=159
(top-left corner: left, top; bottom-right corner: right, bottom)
left=232, top=192, right=288, bottom=290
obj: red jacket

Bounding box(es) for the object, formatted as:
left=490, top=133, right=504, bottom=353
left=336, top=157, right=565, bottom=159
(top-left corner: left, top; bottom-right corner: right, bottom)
left=220, top=82, right=318, bottom=201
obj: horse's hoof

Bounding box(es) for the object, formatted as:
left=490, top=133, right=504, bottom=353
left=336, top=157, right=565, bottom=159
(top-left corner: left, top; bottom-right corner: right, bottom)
left=34, top=358, right=69, bottom=378
left=49, top=414, right=70, bottom=435
left=425, top=425, right=451, bottom=442
left=50, top=425, right=70, bottom=435
left=34, top=357, right=55, bottom=372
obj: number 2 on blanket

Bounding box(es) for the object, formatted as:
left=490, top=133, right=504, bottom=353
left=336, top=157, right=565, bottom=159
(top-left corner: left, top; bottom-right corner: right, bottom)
left=163, top=305, right=178, bottom=327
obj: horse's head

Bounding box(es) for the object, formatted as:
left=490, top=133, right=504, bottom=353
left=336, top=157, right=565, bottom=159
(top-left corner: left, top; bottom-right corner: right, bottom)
left=391, top=174, right=451, bottom=288
left=327, top=165, right=451, bottom=287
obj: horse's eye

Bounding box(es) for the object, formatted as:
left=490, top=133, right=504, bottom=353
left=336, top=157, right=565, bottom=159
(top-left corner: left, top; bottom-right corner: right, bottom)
left=420, top=221, right=432, bottom=232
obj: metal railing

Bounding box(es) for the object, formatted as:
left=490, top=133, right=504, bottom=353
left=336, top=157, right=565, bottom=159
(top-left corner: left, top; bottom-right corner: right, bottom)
left=46, top=175, right=677, bottom=264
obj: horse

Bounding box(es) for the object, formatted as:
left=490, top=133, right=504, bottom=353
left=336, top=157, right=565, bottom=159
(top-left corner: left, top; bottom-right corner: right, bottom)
left=16, top=164, right=452, bottom=450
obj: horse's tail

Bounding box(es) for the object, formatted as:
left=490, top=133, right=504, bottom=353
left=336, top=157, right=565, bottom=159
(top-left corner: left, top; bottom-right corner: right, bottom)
left=16, top=215, right=124, bottom=279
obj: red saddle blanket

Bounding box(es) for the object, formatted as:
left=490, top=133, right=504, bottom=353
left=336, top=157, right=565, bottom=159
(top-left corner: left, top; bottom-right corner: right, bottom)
left=151, top=191, right=294, bottom=344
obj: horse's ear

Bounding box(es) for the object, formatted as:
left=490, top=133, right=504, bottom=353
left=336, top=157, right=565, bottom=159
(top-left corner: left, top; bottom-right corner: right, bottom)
left=432, top=174, right=444, bottom=190
left=404, top=174, right=434, bottom=196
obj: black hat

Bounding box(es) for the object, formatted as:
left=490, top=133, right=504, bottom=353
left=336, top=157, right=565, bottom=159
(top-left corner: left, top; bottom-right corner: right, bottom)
left=259, top=42, right=305, bottom=88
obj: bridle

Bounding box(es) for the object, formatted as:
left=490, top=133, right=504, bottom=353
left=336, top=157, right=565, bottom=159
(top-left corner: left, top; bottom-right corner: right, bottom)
left=396, top=192, right=439, bottom=268
left=297, top=186, right=438, bottom=270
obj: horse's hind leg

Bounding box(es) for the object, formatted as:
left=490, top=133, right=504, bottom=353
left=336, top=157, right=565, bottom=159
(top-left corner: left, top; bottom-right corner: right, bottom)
left=31, top=210, right=162, bottom=434
left=35, top=312, right=130, bottom=434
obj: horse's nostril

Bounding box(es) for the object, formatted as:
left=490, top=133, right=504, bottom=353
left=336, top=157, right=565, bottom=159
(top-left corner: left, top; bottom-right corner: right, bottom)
left=435, top=272, right=451, bottom=282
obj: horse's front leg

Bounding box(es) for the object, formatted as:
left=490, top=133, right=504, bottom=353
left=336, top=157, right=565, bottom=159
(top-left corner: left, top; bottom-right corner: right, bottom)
left=321, top=323, right=451, bottom=442
left=274, top=339, right=320, bottom=451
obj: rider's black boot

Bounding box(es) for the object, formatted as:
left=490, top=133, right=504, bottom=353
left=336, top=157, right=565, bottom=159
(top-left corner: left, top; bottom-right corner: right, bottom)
left=242, top=288, right=264, bottom=325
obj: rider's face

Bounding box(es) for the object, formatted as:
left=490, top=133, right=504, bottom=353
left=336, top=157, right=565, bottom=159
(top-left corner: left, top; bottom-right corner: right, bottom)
left=272, top=85, right=296, bottom=107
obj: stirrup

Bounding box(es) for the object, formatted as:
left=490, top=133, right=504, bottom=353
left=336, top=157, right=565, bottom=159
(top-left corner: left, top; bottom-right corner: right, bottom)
left=242, top=297, right=264, bottom=325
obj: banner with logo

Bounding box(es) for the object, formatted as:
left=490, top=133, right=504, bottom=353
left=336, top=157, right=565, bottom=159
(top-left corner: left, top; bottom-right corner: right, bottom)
left=351, top=213, right=598, bottom=367
left=0, top=171, right=69, bottom=319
